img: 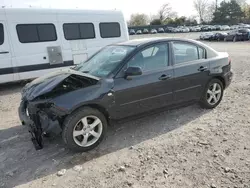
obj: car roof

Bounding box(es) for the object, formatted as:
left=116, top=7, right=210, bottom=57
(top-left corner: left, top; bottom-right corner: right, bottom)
left=115, top=37, right=203, bottom=47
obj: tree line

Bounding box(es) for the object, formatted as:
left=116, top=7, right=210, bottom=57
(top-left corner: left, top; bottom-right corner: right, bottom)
left=127, top=0, right=250, bottom=27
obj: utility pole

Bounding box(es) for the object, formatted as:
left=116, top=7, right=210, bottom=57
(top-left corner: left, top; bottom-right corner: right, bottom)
left=215, top=0, right=218, bottom=11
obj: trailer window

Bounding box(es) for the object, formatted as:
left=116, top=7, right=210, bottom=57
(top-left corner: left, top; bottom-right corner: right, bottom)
left=0, top=24, right=3, bottom=45
left=16, top=24, right=57, bottom=43
left=63, top=23, right=95, bottom=40
left=99, top=22, right=121, bottom=38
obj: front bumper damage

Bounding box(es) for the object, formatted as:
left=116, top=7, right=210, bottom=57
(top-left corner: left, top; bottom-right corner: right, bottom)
left=18, top=100, right=63, bottom=150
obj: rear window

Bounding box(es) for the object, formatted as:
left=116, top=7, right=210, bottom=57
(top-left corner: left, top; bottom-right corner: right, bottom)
left=63, top=23, right=95, bottom=40
left=99, top=22, right=121, bottom=38
left=0, top=23, right=4, bottom=45
left=16, top=24, right=57, bottom=43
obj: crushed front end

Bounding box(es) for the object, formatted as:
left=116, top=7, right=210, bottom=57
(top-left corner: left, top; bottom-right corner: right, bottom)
left=18, top=69, right=100, bottom=150
left=19, top=99, right=63, bottom=150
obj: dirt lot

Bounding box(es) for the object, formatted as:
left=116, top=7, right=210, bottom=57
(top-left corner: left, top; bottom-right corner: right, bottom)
left=0, top=33, right=250, bottom=188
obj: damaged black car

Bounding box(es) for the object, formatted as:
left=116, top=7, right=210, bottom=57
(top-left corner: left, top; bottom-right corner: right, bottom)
left=19, top=38, right=233, bottom=152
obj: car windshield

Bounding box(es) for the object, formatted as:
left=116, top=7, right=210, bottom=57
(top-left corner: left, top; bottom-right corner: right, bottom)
left=74, top=45, right=135, bottom=77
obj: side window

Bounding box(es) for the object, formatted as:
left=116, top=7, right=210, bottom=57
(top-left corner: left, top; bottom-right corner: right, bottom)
left=37, top=24, right=57, bottom=42
left=141, top=47, right=158, bottom=57
left=63, top=23, right=80, bottom=40
left=16, top=24, right=57, bottom=43
left=99, top=22, right=121, bottom=38
left=198, top=47, right=206, bottom=59
left=173, top=42, right=199, bottom=64
left=16, top=24, right=38, bottom=43
left=79, top=23, right=95, bottom=39
left=63, top=23, right=95, bottom=40
left=128, top=43, right=169, bottom=72
left=0, top=23, right=4, bottom=45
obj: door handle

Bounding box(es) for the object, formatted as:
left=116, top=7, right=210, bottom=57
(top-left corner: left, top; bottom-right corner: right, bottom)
left=159, top=74, right=172, bottom=80
left=198, top=66, right=208, bottom=72
left=0, top=51, right=9, bottom=54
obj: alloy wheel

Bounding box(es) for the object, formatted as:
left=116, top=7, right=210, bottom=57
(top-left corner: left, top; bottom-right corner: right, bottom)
left=73, top=116, right=103, bottom=147
left=206, top=83, right=222, bottom=105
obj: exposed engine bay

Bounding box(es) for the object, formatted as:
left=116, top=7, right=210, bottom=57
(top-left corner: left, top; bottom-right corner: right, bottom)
left=19, top=70, right=99, bottom=150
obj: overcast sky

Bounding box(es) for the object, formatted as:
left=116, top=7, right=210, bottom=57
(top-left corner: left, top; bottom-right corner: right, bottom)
left=1, top=0, right=250, bottom=20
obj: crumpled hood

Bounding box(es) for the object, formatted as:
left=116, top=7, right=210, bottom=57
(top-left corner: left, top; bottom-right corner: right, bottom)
left=21, top=68, right=100, bottom=101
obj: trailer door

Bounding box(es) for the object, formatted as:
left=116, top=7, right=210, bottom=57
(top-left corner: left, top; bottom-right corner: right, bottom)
left=0, top=21, right=13, bottom=83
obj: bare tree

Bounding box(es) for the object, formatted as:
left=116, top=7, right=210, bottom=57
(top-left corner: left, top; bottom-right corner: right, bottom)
left=193, top=0, right=209, bottom=23
left=158, top=3, right=177, bottom=22
left=128, top=14, right=149, bottom=26
left=203, top=2, right=216, bottom=22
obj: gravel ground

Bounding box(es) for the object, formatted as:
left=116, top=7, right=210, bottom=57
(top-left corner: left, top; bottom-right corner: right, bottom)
left=0, top=33, right=250, bottom=188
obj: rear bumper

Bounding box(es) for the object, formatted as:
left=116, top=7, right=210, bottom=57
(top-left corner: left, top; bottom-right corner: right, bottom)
left=224, top=70, right=233, bottom=89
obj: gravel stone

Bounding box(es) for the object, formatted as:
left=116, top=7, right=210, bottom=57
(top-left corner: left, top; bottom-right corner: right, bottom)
left=118, top=166, right=126, bottom=172
left=73, top=165, right=83, bottom=172
left=211, top=183, right=217, bottom=188
left=57, top=169, right=66, bottom=176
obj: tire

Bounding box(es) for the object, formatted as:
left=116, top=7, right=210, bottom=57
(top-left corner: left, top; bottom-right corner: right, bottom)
left=62, top=107, right=107, bottom=152
left=199, top=79, right=224, bottom=109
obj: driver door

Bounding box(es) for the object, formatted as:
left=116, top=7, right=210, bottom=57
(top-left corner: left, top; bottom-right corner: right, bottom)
left=110, top=43, right=174, bottom=120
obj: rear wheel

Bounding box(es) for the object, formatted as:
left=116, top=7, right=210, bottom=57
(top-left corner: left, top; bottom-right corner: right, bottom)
left=62, top=107, right=107, bottom=152
left=200, top=79, right=224, bottom=109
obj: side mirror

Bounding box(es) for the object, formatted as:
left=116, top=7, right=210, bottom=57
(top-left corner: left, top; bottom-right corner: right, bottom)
left=124, top=66, right=142, bottom=78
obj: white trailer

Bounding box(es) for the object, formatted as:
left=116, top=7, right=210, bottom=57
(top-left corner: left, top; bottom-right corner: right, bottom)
left=0, top=8, right=129, bottom=84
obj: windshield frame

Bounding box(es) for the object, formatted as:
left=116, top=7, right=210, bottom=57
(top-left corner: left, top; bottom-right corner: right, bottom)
left=73, top=44, right=136, bottom=78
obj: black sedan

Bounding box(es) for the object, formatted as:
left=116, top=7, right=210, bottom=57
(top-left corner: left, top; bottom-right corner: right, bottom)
left=19, top=38, right=233, bottom=152
left=212, top=32, right=228, bottom=41
left=225, top=29, right=250, bottom=42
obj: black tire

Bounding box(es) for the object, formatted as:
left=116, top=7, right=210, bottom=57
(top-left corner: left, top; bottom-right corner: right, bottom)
left=62, top=107, right=107, bottom=152
left=199, top=79, right=224, bottom=109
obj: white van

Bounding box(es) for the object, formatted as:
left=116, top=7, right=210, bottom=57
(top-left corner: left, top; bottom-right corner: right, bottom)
left=0, top=8, right=129, bottom=84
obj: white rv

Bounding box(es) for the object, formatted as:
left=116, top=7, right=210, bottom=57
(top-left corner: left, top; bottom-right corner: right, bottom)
left=0, top=8, right=129, bottom=84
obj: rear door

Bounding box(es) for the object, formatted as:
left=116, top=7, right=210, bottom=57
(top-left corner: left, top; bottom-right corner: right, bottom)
left=0, top=21, right=13, bottom=83
left=171, top=41, right=210, bottom=103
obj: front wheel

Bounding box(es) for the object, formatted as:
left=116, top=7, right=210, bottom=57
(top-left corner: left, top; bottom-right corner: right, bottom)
left=199, top=79, right=224, bottom=109
left=62, top=107, right=107, bottom=152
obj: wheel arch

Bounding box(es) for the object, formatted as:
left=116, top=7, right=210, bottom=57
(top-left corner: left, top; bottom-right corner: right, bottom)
left=64, top=103, right=110, bottom=125
left=213, top=76, right=225, bottom=89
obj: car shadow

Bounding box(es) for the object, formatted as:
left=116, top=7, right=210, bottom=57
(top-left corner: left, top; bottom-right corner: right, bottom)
left=0, top=104, right=209, bottom=188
